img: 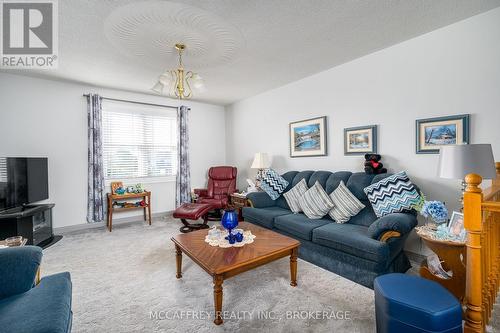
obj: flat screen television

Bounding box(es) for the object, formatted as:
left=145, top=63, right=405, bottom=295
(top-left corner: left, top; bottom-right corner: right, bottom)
left=0, top=157, right=49, bottom=212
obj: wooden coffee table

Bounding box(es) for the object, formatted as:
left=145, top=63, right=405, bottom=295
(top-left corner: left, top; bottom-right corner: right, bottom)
left=171, top=221, right=300, bottom=325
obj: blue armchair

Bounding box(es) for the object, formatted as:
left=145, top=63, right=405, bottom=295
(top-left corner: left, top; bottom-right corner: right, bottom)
left=0, top=246, right=73, bottom=333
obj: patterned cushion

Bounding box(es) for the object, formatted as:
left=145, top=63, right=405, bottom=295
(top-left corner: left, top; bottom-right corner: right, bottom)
left=298, top=181, right=335, bottom=219
left=283, top=178, right=308, bottom=213
left=329, top=181, right=365, bottom=223
left=260, top=169, right=289, bottom=200
left=363, top=171, right=420, bottom=218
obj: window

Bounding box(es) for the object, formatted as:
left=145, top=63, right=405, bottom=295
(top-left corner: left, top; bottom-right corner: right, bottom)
left=102, top=100, right=177, bottom=180
left=0, top=158, right=6, bottom=182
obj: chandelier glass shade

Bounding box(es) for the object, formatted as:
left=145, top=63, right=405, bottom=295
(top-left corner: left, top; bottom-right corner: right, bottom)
left=151, top=44, right=204, bottom=99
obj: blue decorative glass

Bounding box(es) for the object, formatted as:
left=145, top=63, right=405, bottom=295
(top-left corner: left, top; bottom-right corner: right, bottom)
left=221, top=209, right=238, bottom=241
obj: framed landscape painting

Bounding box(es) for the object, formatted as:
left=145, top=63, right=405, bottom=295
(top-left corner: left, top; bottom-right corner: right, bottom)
left=344, top=125, right=377, bottom=155
left=289, top=116, right=327, bottom=157
left=416, top=114, right=470, bottom=154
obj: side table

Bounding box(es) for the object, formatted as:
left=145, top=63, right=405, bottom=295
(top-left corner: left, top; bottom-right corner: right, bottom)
left=107, top=191, right=152, bottom=232
left=229, top=193, right=250, bottom=221
left=418, top=233, right=466, bottom=303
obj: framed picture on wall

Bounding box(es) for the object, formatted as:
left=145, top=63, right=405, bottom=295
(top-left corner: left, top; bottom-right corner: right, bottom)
left=416, top=114, right=470, bottom=154
left=289, top=116, right=327, bottom=157
left=344, top=125, right=377, bottom=155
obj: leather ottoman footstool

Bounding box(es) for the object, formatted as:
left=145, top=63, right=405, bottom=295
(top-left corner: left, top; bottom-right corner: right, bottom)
left=173, top=203, right=216, bottom=233
left=374, top=273, right=462, bottom=333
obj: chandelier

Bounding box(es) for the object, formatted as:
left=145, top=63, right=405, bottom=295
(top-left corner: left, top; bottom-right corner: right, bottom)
left=151, top=43, right=204, bottom=99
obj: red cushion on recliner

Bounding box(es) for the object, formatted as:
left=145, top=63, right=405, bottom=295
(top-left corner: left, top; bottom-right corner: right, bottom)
left=192, top=166, right=237, bottom=209
left=197, top=197, right=227, bottom=209
left=208, top=166, right=237, bottom=180
left=173, top=203, right=215, bottom=220
left=205, top=166, right=237, bottom=202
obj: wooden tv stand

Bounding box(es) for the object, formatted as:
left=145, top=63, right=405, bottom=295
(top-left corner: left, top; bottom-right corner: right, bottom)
left=0, top=204, right=55, bottom=246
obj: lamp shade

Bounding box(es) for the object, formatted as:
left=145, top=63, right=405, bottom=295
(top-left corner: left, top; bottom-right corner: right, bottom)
left=438, top=144, right=496, bottom=180
left=251, top=153, right=270, bottom=169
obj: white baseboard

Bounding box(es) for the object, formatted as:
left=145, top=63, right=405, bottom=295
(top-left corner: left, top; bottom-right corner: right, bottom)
left=54, top=211, right=174, bottom=235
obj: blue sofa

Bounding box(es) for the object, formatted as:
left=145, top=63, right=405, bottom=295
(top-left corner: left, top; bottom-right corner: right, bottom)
left=0, top=246, right=73, bottom=333
left=243, top=171, right=418, bottom=288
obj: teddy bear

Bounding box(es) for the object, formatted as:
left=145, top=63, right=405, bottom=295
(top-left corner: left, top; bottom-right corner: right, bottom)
left=364, top=154, right=387, bottom=175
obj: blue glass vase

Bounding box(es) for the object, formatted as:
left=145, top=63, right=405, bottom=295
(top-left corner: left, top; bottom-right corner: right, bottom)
left=221, top=209, right=239, bottom=243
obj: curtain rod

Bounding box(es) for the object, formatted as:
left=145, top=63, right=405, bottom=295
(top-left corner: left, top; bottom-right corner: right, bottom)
left=82, top=94, right=183, bottom=110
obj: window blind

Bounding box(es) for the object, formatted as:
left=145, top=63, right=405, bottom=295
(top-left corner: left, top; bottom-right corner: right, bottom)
left=101, top=100, right=177, bottom=180
left=0, top=158, right=6, bottom=182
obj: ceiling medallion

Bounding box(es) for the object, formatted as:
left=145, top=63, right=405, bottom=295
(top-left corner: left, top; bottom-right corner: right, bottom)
left=151, top=43, right=204, bottom=99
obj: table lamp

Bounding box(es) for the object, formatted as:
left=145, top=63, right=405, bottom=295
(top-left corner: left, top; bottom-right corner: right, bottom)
left=251, top=152, right=270, bottom=182
left=437, top=144, right=496, bottom=205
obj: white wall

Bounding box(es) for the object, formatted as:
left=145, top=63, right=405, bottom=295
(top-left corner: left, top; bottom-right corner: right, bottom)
left=0, top=73, right=226, bottom=228
left=225, top=8, right=500, bottom=253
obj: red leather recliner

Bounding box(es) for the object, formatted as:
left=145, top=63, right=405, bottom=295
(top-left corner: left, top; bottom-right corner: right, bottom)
left=194, top=166, right=237, bottom=210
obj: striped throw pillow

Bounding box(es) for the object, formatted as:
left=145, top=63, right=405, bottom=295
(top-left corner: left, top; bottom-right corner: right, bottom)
left=328, top=181, right=365, bottom=223
left=364, top=171, right=420, bottom=218
left=283, top=178, right=308, bottom=213
left=298, top=181, right=335, bottom=219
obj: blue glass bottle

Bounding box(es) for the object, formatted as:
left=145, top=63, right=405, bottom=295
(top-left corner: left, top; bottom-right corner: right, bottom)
left=221, top=209, right=238, bottom=242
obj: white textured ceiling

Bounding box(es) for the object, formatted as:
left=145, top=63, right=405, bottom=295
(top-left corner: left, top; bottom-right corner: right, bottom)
left=2, top=0, right=500, bottom=105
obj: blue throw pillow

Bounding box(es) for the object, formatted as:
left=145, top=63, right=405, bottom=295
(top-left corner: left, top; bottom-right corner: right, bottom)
left=260, top=169, right=289, bottom=200
left=363, top=171, right=420, bottom=218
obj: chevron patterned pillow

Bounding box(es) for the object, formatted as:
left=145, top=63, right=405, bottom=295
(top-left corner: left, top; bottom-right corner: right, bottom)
left=363, top=171, right=420, bottom=218
left=260, top=168, right=289, bottom=200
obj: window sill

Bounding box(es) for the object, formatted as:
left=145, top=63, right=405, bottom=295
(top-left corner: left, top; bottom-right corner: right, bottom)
left=105, top=176, right=176, bottom=185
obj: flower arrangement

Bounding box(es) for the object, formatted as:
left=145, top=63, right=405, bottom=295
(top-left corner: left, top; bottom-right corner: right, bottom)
left=420, top=201, right=449, bottom=224
left=412, top=191, right=427, bottom=213
left=413, top=192, right=465, bottom=243
left=412, top=191, right=448, bottom=224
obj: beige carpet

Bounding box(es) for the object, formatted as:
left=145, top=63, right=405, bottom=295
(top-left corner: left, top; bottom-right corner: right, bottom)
left=42, top=217, right=376, bottom=333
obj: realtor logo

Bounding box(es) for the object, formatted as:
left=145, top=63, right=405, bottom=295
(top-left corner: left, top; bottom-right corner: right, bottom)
left=1, top=0, right=58, bottom=68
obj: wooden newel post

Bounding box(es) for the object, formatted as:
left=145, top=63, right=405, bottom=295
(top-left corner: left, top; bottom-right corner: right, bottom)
left=493, top=162, right=500, bottom=187
left=464, top=173, right=484, bottom=333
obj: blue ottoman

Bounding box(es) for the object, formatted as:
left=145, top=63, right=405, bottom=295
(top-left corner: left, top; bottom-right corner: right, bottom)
left=374, top=273, right=462, bottom=333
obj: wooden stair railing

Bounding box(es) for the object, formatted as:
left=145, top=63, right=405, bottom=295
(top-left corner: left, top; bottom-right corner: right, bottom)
left=464, top=162, right=500, bottom=333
